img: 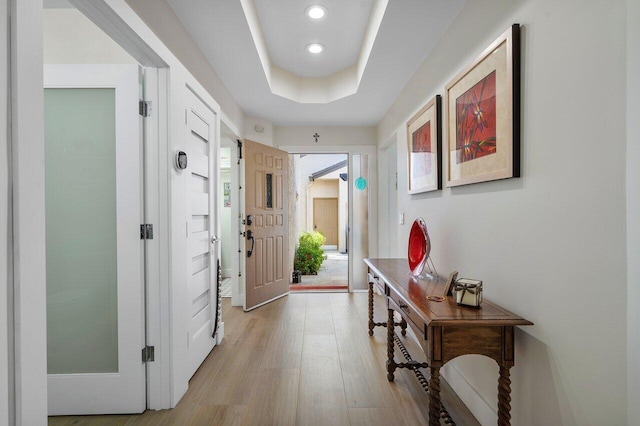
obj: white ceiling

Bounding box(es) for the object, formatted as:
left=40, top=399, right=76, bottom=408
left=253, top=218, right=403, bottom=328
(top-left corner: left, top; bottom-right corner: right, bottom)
left=254, top=0, right=373, bottom=78
left=167, top=0, right=465, bottom=126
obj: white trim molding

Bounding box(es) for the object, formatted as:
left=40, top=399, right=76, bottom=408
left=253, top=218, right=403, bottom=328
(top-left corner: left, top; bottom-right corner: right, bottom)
left=1, top=0, right=14, bottom=424
left=11, top=0, right=48, bottom=424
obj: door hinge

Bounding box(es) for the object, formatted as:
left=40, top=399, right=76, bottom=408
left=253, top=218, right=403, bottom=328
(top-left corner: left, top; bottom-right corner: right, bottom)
left=142, top=346, right=155, bottom=363
left=140, top=224, right=154, bottom=240
left=139, top=100, right=152, bottom=117
left=236, top=139, right=243, bottom=161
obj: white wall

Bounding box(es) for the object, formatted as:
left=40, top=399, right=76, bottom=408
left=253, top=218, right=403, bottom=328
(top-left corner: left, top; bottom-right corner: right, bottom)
left=1, top=1, right=11, bottom=424
left=627, top=0, right=640, bottom=424
left=44, top=8, right=137, bottom=64
left=274, top=126, right=376, bottom=148
left=244, top=116, right=273, bottom=147
left=378, top=0, right=628, bottom=424
left=377, top=140, right=397, bottom=258
left=124, top=0, right=244, bottom=136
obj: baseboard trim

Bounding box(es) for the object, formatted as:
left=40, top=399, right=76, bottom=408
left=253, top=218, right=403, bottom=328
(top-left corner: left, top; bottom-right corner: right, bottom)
left=215, top=322, right=224, bottom=345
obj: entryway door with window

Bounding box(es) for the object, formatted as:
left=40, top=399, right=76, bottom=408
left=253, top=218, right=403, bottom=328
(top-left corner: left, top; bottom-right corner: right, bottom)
left=44, top=64, right=146, bottom=415
left=244, top=140, right=290, bottom=311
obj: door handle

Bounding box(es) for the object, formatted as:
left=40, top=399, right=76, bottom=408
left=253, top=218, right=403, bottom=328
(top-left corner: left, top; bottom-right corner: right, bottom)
left=246, top=230, right=255, bottom=258
left=211, top=236, right=220, bottom=244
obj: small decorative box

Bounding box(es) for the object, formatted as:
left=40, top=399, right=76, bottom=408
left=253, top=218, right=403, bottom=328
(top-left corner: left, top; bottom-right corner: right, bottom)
left=453, top=278, right=483, bottom=307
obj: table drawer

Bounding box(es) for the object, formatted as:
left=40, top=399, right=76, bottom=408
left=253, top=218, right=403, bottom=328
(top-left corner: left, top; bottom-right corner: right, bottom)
left=368, top=272, right=386, bottom=294
left=388, top=289, right=426, bottom=340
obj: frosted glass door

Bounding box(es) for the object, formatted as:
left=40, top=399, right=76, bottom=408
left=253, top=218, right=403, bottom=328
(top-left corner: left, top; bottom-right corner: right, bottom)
left=45, top=88, right=118, bottom=374
left=45, top=64, right=145, bottom=416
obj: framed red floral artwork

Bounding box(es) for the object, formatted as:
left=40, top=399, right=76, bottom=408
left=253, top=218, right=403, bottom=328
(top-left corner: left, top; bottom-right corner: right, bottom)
left=445, top=24, right=520, bottom=187
left=407, top=95, right=441, bottom=194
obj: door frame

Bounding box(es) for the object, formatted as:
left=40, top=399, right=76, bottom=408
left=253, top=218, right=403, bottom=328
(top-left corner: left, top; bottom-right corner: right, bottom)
left=139, top=66, right=171, bottom=410
left=278, top=145, right=377, bottom=292
left=1, top=0, right=13, bottom=425
left=10, top=0, right=49, bottom=423
left=220, top=127, right=242, bottom=307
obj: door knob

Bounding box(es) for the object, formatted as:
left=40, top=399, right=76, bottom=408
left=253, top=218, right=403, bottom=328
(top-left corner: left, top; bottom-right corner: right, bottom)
left=246, top=230, right=255, bottom=257
left=211, top=236, right=220, bottom=244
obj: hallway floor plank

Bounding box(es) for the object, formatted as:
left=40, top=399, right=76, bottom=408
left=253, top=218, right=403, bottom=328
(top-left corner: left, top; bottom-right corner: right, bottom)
left=48, top=293, right=479, bottom=425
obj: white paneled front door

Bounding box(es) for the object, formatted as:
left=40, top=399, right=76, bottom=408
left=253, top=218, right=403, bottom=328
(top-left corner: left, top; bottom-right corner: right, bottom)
left=44, top=64, right=145, bottom=415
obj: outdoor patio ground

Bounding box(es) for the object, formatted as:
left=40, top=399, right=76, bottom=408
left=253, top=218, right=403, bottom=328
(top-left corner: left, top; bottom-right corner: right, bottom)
left=290, top=250, right=348, bottom=291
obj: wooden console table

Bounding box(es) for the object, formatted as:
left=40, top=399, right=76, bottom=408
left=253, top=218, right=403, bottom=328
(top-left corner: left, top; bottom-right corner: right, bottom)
left=365, top=258, right=533, bottom=426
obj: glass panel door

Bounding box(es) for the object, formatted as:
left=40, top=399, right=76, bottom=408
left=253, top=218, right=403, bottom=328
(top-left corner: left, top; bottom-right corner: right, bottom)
left=44, top=63, right=145, bottom=415
left=45, top=88, right=118, bottom=374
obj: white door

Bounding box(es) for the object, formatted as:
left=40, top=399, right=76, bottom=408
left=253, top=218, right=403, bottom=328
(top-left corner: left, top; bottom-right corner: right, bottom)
left=185, top=89, right=218, bottom=379
left=44, top=64, right=145, bottom=415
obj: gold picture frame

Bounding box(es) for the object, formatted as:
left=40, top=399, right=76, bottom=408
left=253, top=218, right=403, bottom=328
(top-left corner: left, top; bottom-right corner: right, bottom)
left=407, top=95, right=442, bottom=194
left=445, top=24, right=521, bottom=187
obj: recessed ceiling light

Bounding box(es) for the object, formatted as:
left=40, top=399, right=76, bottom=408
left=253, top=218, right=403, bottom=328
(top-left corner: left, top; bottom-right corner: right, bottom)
left=305, top=5, right=327, bottom=19
left=306, top=43, right=325, bottom=54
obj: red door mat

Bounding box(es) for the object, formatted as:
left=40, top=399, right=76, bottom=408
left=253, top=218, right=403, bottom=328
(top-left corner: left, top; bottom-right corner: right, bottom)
left=289, top=285, right=348, bottom=291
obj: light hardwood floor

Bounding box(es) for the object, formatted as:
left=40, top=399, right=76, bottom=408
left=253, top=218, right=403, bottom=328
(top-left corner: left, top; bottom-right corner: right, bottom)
left=49, top=292, right=480, bottom=425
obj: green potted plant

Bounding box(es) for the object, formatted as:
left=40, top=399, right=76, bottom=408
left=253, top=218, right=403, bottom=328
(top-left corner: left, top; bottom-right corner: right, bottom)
left=293, top=231, right=327, bottom=275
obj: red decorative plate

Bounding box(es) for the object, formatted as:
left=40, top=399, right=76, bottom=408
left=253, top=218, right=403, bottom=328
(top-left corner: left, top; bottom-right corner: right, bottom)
left=408, top=218, right=431, bottom=276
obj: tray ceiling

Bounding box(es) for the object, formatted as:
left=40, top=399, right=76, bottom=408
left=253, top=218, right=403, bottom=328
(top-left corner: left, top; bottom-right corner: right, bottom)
left=167, top=0, right=466, bottom=125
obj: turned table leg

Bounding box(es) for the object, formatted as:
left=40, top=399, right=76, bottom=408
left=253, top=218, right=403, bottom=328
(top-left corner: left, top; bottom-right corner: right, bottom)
left=368, top=281, right=374, bottom=336
left=498, top=365, right=512, bottom=426
left=429, top=366, right=441, bottom=426
left=386, top=308, right=396, bottom=381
